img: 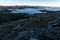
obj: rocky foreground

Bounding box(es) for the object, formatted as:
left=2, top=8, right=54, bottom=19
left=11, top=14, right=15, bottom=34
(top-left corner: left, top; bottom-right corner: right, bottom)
left=0, top=13, right=60, bottom=40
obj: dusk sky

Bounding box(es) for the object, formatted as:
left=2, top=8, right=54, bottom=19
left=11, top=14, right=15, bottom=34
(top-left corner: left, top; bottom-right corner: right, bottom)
left=0, top=0, right=60, bottom=7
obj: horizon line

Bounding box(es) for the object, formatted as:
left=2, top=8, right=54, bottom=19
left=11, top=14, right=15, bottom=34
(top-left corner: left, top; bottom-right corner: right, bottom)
left=0, top=5, right=60, bottom=7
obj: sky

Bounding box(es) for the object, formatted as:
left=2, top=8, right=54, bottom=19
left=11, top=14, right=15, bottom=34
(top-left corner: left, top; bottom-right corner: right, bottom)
left=0, top=0, right=60, bottom=7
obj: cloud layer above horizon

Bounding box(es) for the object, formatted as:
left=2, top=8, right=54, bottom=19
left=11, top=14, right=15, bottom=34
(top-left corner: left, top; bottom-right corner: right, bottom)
left=0, top=0, right=60, bottom=7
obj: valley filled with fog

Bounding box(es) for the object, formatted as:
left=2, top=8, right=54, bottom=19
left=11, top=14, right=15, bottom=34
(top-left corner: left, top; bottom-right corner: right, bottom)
left=10, top=7, right=60, bottom=14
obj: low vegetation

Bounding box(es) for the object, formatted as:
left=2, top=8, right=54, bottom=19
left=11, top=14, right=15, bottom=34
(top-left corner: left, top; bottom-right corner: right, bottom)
left=0, top=12, right=60, bottom=40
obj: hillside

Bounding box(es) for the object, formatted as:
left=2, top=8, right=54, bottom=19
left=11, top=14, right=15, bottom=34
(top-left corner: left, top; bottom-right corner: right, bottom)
left=0, top=12, right=60, bottom=40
